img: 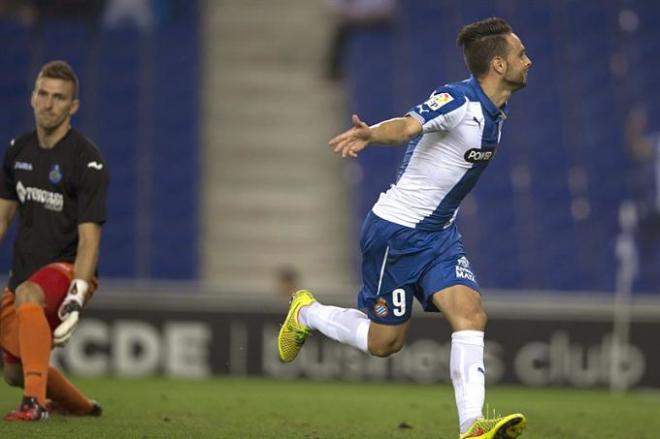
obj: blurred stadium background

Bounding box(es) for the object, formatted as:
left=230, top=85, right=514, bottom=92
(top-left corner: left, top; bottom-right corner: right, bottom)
left=0, top=0, right=659, bottom=412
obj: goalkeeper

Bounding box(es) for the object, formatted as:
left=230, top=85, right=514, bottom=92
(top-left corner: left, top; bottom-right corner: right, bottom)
left=0, top=60, right=108, bottom=421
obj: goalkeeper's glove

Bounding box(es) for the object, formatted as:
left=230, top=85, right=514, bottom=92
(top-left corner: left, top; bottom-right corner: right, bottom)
left=53, top=279, right=89, bottom=347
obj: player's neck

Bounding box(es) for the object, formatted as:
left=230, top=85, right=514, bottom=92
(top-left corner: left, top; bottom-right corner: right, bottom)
left=478, top=77, right=511, bottom=109
left=37, top=123, right=71, bottom=149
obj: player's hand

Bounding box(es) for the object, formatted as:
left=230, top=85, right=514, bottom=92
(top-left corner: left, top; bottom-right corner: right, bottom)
left=53, top=279, right=89, bottom=347
left=329, top=114, right=372, bottom=158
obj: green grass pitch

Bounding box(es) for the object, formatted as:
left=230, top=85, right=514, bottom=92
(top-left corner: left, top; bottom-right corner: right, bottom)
left=0, top=376, right=657, bottom=438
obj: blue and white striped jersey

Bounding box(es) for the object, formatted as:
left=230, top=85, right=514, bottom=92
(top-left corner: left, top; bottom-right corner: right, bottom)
left=372, top=76, right=509, bottom=231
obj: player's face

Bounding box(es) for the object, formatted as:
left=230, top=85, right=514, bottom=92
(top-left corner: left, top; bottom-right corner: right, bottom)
left=31, top=77, right=79, bottom=133
left=503, top=33, right=532, bottom=91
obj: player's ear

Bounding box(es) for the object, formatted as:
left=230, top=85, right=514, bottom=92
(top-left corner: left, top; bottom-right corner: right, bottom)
left=30, top=90, right=37, bottom=109
left=491, top=56, right=506, bottom=75
left=69, top=99, right=80, bottom=117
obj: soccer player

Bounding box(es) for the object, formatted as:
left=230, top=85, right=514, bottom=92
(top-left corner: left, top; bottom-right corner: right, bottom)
left=278, top=17, right=531, bottom=439
left=0, top=60, right=108, bottom=421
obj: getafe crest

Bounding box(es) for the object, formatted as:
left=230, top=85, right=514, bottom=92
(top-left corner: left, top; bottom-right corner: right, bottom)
left=49, top=164, right=63, bottom=184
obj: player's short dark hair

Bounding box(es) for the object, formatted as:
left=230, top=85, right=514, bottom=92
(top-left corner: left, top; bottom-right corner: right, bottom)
left=456, top=17, right=513, bottom=78
left=37, top=60, right=79, bottom=99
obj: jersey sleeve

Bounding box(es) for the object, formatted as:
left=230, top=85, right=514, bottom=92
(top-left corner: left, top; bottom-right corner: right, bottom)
left=0, top=139, right=18, bottom=201
left=77, top=148, right=109, bottom=225
left=406, top=87, right=468, bottom=133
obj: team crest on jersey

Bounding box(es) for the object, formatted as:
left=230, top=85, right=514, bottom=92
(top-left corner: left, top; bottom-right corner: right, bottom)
left=425, top=92, right=454, bottom=111
left=374, top=297, right=389, bottom=318
left=49, top=164, right=63, bottom=184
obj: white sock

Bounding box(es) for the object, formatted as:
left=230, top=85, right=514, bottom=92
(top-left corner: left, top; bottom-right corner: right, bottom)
left=451, top=330, right=486, bottom=434
left=298, top=302, right=370, bottom=353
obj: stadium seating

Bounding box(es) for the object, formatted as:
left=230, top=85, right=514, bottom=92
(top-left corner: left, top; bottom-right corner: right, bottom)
left=2, top=0, right=659, bottom=293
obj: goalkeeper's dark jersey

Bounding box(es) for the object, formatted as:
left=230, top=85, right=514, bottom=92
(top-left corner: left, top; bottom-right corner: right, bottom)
left=0, top=128, right=109, bottom=291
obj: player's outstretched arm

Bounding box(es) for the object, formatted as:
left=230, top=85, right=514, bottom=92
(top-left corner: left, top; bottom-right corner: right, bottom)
left=329, top=114, right=422, bottom=158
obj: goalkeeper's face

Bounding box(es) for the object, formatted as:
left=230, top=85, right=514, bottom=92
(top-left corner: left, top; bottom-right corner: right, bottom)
left=31, top=77, right=79, bottom=133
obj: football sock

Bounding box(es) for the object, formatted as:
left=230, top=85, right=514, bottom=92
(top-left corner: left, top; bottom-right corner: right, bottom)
left=17, top=303, right=51, bottom=407
left=299, top=302, right=369, bottom=352
left=450, top=330, right=486, bottom=434
left=47, top=367, right=94, bottom=415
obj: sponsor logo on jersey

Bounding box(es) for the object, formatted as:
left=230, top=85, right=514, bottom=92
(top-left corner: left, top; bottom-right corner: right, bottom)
left=374, top=297, right=389, bottom=318
left=425, top=92, right=454, bottom=111
left=49, top=164, right=63, bottom=184
left=16, top=180, right=64, bottom=212
left=87, top=161, right=103, bottom=170
left=455, top=256, right=476, bottom=282
left=464, top=148, right=495, bottom=163
left=14, top=162, right=33, bottom=171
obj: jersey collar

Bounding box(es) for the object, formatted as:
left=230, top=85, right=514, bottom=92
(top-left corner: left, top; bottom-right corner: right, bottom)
left=468, top=76, right=509, bottom=120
